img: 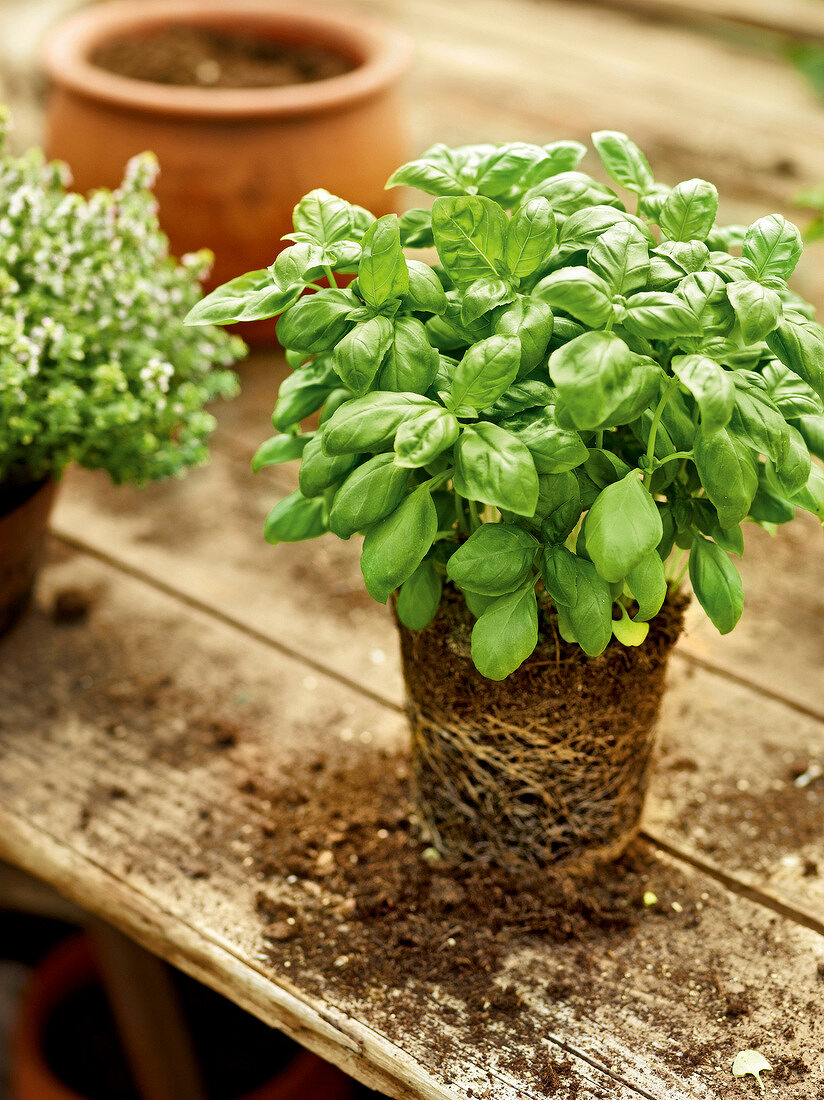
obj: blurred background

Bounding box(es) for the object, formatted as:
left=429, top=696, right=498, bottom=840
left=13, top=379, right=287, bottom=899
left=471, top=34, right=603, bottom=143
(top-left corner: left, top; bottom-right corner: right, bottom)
left=2, top=0, right=824, bottom=1096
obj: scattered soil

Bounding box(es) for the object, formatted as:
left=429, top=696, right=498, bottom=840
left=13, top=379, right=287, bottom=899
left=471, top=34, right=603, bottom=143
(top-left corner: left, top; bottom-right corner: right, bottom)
left=51, top=585, right=93, bottom=624
left=90, top=26, right=356, bottom=89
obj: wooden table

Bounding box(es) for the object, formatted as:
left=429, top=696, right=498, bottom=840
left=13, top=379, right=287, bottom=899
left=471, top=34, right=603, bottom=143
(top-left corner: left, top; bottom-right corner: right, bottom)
left=2, top=1, right=824, bottom=1097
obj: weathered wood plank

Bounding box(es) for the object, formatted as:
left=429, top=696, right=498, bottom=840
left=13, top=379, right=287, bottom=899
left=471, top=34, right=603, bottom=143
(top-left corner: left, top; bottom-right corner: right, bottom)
left=2, top=547, right=824, bottom=1097
left=584, top=0, right=824, bottom=42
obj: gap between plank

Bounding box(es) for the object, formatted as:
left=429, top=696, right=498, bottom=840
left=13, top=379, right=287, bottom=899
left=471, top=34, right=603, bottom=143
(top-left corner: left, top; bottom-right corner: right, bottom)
left=52, top=528, right=824, bottom=944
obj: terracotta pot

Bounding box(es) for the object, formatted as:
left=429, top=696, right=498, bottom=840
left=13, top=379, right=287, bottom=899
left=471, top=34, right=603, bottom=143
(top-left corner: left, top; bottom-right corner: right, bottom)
left=11, top=935, right=356, bottom=1100
left=0, top=479, right=58, bottom=638
left=41, top=0, right=413, bottom=342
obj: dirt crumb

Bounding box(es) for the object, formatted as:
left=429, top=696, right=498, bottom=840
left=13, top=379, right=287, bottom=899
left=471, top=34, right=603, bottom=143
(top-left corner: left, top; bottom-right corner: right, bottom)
left=52, top=586, right=93, bottom=624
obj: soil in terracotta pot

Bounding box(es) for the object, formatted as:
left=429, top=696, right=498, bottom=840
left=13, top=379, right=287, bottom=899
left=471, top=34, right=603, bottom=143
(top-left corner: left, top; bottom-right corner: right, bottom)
left=89, top=26, right=356, bottom=89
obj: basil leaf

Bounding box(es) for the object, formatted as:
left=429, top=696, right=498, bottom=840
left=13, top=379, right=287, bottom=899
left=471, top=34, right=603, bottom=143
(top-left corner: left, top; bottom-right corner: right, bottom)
left=796, top=414, right=824, bottom=460
left=588, top=223, right=650, bottom=295
left=330, top=453, right=410, bottom=537
left=625, top=551, right=667, bottom=621
left=397, top=560, right=442, bottom=630
left=386, top=144, right=465, bottom=196
left=358, top=215, right=409, bottom=310
left=453, top=422, right=539, bottom=516
left=399, top=209, right=435, bottom=248
left=264, top=490, right=326, bottom=543
left=541, top=544, right=579, bottom=605
left=447, top=524, right=538, bottom=595
left=730, top=376, right=790, bottom=464
left=555, top=205, right=652, bottom=262
left=449, top=335, right=521, bottom=411
left=689, top=536, right=744, bottom=635
left=461, top=278, right=514, bottom=325
left=471, top=586, right=539, bottom=680
left=378, top=316, right=439, bottom=393
left=271, top=358, right=337, bottom=430
left=693, top=424, right=758, bottom=528
left=585, top=471, right=663, bottom=583
left=671, top=354, right=734, bottom=431
left=790, top=463, right=824, bottom=519
left=676, top=271, right=734, bottom=337
left=726, top=280, right=782, bottom=343
left=490, top=378, right=555, bottom=418
left=493, top=297, right=554, bottom=377
left=187, top=267, right=302, bottom=326
left=503, top=409, right=588, bottom=474
left=322, top=392, right=436, bottom=454
left=474, top=143, right=549, bottom=201
left=584, top=450, right=632, bottom=488
left=548, top=331, right=634, bottom=429
left=621, top=292, right=701, bottom=338
left=538, top=471, right=582, bottom=542
left=333, top=315, right=394, bottom=395
left=522, top=171, right=622, bottom=216
left=394, top=406, right=459, bottom=468
left=534, top=266, right=613, bottom=328
left=762, top=360, right=822, bottom=418
left=298, top=434, right=359, bottom=497
left=766, top=317, right=824, bottom=402
left=291, top=189, right=354, bottom=244
left=432, top=196, right=509, bottom=288
left=534, top=140, right=587, bottom=178
left=505, top=197, right=556, bottom=278
left=360, top=485, right=438, bottom=603
left=691, top=498, right=744, bottom=556
left=559, top=556, right=614, bottom=657
left=742, top=214, right=802, bottom=281
left=772, top=424, right=811, bottom=497
left=404, top=259, right=447, bottom=314
left=276, top=288, right=356, bottom=353
left=251, top=432, right=310, bottom=472
left=659, top=179, right=718, bottom=242
left=591, top=130, right=654, bottom=194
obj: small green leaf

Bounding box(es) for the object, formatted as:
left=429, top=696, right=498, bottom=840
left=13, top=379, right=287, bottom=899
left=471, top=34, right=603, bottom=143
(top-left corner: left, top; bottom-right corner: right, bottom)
left=537, top=471, right=582, bottom=542
left=449, top=335, right=521, bottom=412
left=358, top=215, right=409, bottom=310
left=276, top=288, right=355, bottom=353
left=432, top=195, right=509, bottom=288
left=560, top=556, right=614, bottom=657
left=251, top=433, right=310, bottom=472
left=404, top=259, right=447, bottom=314
left=333, top=316, right=394, bottom=395
left=726, top=280, right=781, bottom=343
left=585, top=472, right=663, bottom=583
left=394, top=406, right=459, bottom=468
left=322, top=392, right=436, bottom=455
left=298, top=434, right=359, bottom=497
left=621, top=292, right=701, bottom=338
left=505, top=197, right=557, bottom=278
left=264, top=491, right=326, bottom=543
left=379, top=316, right=440, bottom=393
left=534, top=267, right=613, bottom=328
left=361, top=486, right=438, bottom=603
left=689, top=535, right=744, bottom=634
left=271, top=359, right=337, bottom=430
left=471, top=587, right=539, bottom=679
left=493, top=296, right=554, bottom=377
left=659, top=178, right=718, bottom=242
left=453, top=422, right=539, bottom=517
left=461, top=277, right=514, bottom=325
left=671, top=354, right=734, bottom=431
left=743, top=214, right=801, bottom=280
left=591, top=130, right=654, bottom=194
left=693, top=424, right=758, bottom=529
left=329, top=453, right=409, bottom=537
left=291, top=189, right=354, bottom=244
left=447, top=524, right=538, bottom=596
left=548, top=331, right=634, bottom=430
left=386, top=144, right=466, bottom=196
left=766, top=316, right=824, bottom=402
left=612, top=609, right=649, bottom=646
left=397, top=560, right=442, bottom=630
left=625, top=551, right=667, bottom=621
left=588, top=222, right=650, bottom=295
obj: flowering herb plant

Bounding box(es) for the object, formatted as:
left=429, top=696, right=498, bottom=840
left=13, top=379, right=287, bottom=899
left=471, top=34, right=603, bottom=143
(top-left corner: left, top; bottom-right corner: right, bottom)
left=0, top=111, right=242, bottom=492
left=188, top=132, right=824, bottom=680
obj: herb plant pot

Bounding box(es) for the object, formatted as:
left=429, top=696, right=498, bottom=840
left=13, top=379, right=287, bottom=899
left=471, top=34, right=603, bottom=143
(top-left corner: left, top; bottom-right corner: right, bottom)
left=41, top=0, right=413, bottom=342
left=11, top=935, right=356, bottom=1100
left=395, top=591, right=686, bottom=873
left=0, top=479, right=58, bottom=639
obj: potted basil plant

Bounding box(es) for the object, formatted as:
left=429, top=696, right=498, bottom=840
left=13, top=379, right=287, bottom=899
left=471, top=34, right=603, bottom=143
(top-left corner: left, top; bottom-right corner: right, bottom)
left=0, top=111, right=243, bottom=637
left=188, top=132, right=824, bottom=872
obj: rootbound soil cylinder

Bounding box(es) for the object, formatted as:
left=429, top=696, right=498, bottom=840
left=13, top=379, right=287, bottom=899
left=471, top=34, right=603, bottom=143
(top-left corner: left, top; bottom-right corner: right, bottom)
left=395, top=587, right=686, bottom=873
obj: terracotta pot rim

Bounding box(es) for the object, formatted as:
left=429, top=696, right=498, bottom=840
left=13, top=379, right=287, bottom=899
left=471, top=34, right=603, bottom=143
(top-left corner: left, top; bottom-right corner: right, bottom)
left=41, top=0, right=414, bottom=120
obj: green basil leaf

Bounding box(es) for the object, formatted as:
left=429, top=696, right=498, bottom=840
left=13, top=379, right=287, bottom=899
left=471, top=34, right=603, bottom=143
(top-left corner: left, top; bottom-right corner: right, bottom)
left=399, top=209, right=435, bottom=248
left=471, top=586, right=539, bottom=679
left=386, top=144, right=466, bottom=196
left=588, top=223, right=650, bottom=295
left=676, top=271, right=735, bottom=337
left=555, top=205, right=652, bottom=263
left=766, top=317, right=824, bottom=402
left=397, top=560, right=443, bottom=630
left=559, top=556, right=614, bottom=657
left=473, top=143, right=549, bottom=201
left=789, top=463, right=824, bottom=519
left=599, top=359, right=663, bottom=428
left=251, top=433, right=310, bottom=472
left=762, top=360, right=822, bottom=418
left=659, top=178, right=718, bottom=242
left=730, top=375, right=790, bottom=464
left=548, top=331, right=634, bottom=429
left=689, top=535, right=743, bottom=634
left=264, top=490, right=326, bottom=543
left=522, top=171, right=622, bottom=216
left=297, top=434, right=359, bottom=497
left=693, top=424, right=758, bottom=528
left=329, top=453, right=410, bottom=537
left=540, top=544, right=579, bottom=605
left=461, top=278, right=514, bottom=326
left=585, top=471, right=663, bottom=582
left=378, top=316, right=440, bottom=393
left=726, top=280, right=782, bottom=343
left=358, top=215, right=409, bottom=310
left=493, top=297, right=554, bottom=376
left=796, top=414, right=824, bottom=460
left=447, top=524, right=538, bottom=596
left=742, top=214, right=802, bottom=281
left=449, top=335, right=521, bottom=411
left=432, top=196, right=509, bottom=288
left=625, top=551, right=667, bottom=621
left=620, top=291, right=701, bottom=338
left=276, top=288, right=356, bottom=353
left=691, top=498, right=744, bottom=556
left=453, top=422, right=539, bottom=516
left=291, top=189, right=354, bottom=244
left=503, top=409, right=588, bottom=474
left=538, top=471, right=582, bottom=542
left=271, top=358, right=337, bottom=430
left=333, top=315, right=394, bottom=395
left=591, top=130, right=654, bottom=194
left=772, top=425, right=811, bottom=497
left=534, top=267, right=613, bottom=327
left=404, top=259, right=447, bottom=314
left=394, top=406, right=459, bottom=467
left=322, top=392, right=436, bottom=455
left=186, top=268, right=301, bottom=326
left=534, top=140, right=587, bottom=178
left=360, top=485, right=438, bottom=603
left=490, top=379, right=556, bottom=418
left=505, top=197, right=557, bottom=278
left=657, top=240, right=709, bottom=274
left=671, top=354, right=734, bottom=431
left=584, top=449, right=632, bottom=488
